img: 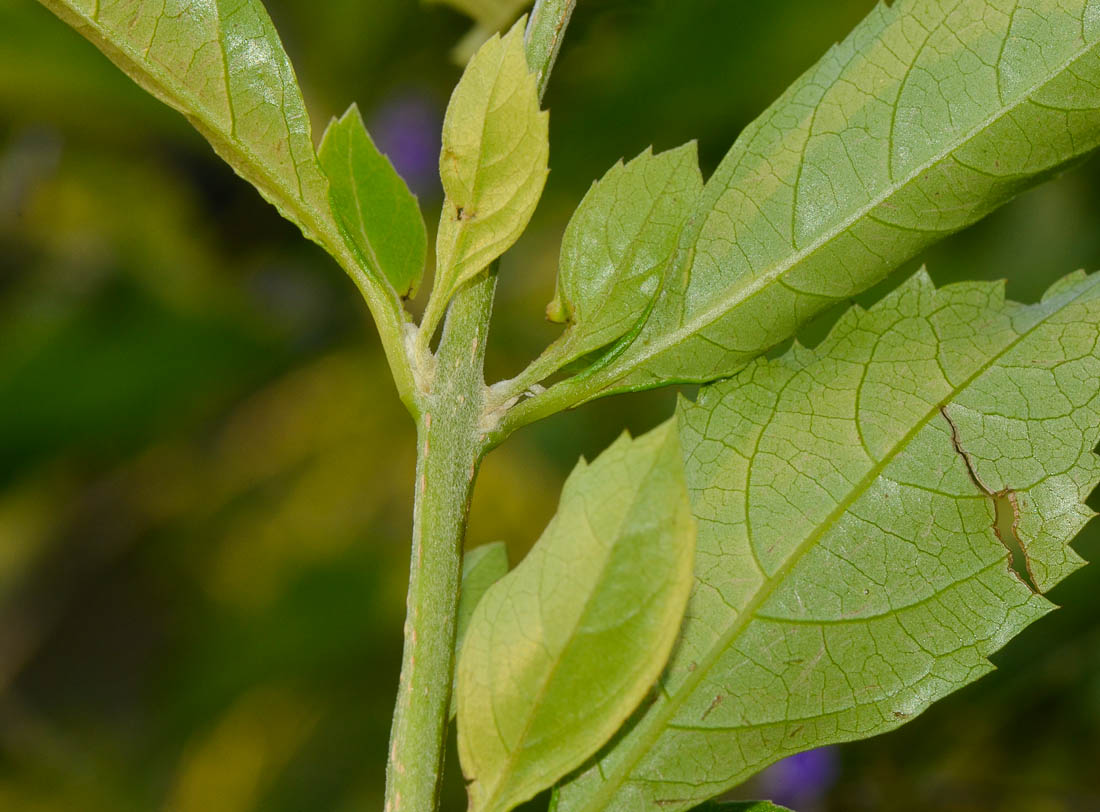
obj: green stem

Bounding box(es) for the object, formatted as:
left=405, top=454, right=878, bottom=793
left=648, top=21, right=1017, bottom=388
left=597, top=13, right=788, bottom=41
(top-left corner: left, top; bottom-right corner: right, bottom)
left=525, top=0, right=577, bottom=100
left=487, top=342, right=569, bottom=406
left=384, top=271, right=496, bottom=812
left=488, top=365, right=595, bottom=444
left=384, top=5, right=576, bottom=809
left=342, top=260, right=420, bottom=416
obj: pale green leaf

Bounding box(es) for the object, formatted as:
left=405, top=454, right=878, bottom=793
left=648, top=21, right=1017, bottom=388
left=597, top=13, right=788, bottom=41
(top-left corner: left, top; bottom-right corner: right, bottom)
left=450, top=542, right=510, bottom=721
left=546, top=145, right=704, bottom=364
left=557, top=270, right=1100, bottom=812
left=457, top=422, right=697, bottom=812
left=538, top=0, right=1100, bottom=402
left=432, top=19, right=549, bottom=307
left=37, top=0, right=335, bottom=251
left=319, top=105, right=428, bottom=298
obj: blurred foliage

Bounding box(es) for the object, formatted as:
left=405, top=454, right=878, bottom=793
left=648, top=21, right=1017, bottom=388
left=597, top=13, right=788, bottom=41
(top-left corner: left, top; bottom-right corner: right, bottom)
left=0, top=0, right=1099, bottom=810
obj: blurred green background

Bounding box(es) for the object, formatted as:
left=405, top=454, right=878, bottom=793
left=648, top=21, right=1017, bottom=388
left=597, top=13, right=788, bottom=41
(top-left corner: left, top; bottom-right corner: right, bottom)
left=1, top=1, right=1099, bottom=810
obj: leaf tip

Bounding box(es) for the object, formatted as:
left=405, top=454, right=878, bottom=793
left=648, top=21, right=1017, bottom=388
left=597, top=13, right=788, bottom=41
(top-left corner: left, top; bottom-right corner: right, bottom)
left=675, top=389, right=698, bottom=410
left=500, top=14, right=528, bottom=53
left=911, top=265, right=934, bottom=288
left=341, top=101, right=363, bottom=122
left=1042, top=268, right=1092, bottom=302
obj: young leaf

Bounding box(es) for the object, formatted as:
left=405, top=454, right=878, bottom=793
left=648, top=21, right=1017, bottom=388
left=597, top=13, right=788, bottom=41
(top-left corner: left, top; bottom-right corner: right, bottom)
left=450, top=542, right=510, bottom=721
left=457, top=422, right=697, bottom=812
left=319, top=105, right=428, bottom=298
left=431, top=19, right=549, bottom=310
left=546, top=145, right=704, bottom=364
left=556, top=270, right=1100, bottom=812
left=38, top=0, right=334, bottom=252
left=528, top=0, right=1100, bottom=406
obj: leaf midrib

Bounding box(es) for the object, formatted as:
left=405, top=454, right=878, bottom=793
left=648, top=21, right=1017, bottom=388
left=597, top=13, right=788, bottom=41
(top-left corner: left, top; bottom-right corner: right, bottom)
left=571, top=274, right=1100, bottom=812
left=601, top=31, right=1100, bottom=385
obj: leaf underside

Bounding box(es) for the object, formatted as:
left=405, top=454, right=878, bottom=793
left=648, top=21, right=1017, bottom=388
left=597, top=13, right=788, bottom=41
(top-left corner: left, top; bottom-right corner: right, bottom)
left=551, top=0, right=1100, bottom=402
left=432, top=18, right=549, bottom=306
left=458, top=423, right=697, bottom=812
left=548, top=144, right=704, bottom=365
left=557, top=270, right=1100, bottom=812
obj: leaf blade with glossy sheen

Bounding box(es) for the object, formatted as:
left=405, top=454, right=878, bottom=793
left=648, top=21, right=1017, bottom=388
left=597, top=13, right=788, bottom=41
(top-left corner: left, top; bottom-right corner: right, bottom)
left=557, top=270, right=1100, bottom=811
left=547, top=145, right=704, bottom=364
left=432, top=19, right=549, bottom=304
left=319, top=105, right=428, bottom=298
left=457, top=422, right=697, bottom=812
left=538, top=0, right=1100, bottom=403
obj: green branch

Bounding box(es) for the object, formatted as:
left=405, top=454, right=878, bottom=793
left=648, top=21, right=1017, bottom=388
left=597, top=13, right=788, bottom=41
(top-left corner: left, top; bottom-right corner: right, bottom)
left=382, top=5, right=577, bottom=811
left=525, top=0, right=576, bottom=100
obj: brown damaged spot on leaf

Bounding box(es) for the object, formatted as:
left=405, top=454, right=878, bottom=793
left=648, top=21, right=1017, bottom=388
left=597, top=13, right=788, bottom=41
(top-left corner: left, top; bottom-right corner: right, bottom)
left=701, top=694, right=724, bottom=721
left=443, top=147, right=460, bottom=175
left=940, top=406, right=1039, bottom=594
left=992, top=489, right=1038, bottom=594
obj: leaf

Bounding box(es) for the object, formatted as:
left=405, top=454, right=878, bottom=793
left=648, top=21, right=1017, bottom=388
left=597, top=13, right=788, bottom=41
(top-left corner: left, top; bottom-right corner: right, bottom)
left=450, top=542, right=510, bottom=721
left=457, top=422, right=697, bottom=812
left=546, top=145, right=704, bottom=365
left=556, top=270, right=1100, bottom=812
left=553, top=0, right=1100, bottom=399
left=319, top=105, right=428, bottom=298
left=432, top=19, right=549, bottom=307
left=693, top=804, right=793, bottom=812
left=37, top=0, right=334, bottom=251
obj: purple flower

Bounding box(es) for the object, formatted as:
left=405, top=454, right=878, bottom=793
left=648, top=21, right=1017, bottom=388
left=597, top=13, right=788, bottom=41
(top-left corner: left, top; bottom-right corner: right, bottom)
left=367, top=92, right=442, bottom=199
left=756, top=747, right=839, bottom=808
